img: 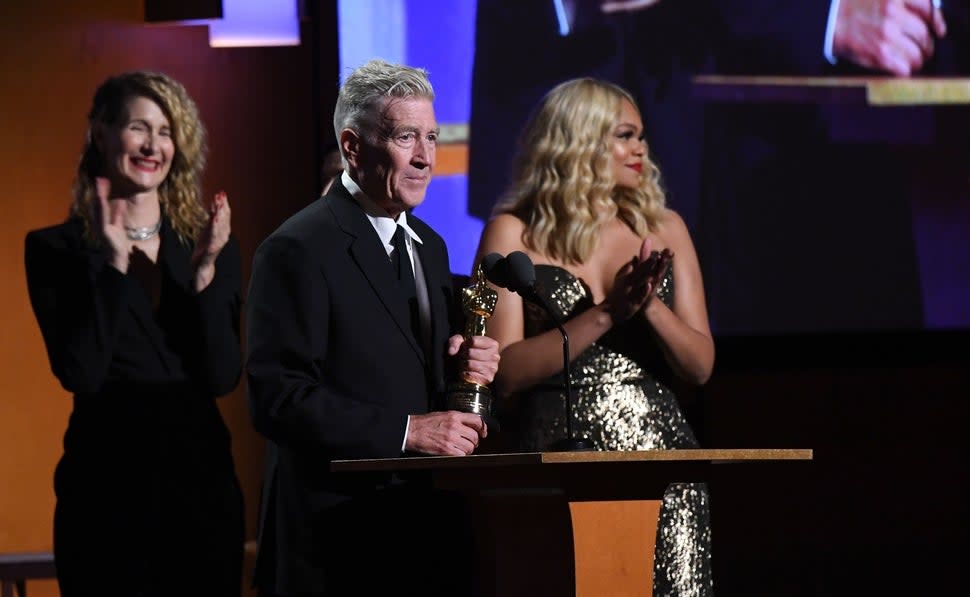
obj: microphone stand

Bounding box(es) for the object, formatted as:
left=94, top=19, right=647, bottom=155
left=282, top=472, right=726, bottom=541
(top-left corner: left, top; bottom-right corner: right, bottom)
left=526, top=289, right=595, bottom=452
left=485, top=251, right=595, bottom=451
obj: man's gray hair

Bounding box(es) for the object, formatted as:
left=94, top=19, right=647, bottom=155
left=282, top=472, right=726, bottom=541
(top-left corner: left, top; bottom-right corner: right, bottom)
left=333, top=59, right=435, bottom=150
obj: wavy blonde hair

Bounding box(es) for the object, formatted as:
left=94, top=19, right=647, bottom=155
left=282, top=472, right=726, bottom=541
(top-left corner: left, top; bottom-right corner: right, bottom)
left=70, top=71, right=208, bottom=244
left=494, top=78, right=666, bottom=264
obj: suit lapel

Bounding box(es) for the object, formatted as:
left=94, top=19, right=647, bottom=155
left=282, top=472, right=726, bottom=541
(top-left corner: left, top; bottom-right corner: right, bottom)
left=409, top=216, right=453, bottom=393
left=327, top=181, right=427, bottom=365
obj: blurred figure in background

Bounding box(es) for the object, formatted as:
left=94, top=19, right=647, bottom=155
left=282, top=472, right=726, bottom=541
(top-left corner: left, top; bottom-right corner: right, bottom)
left=319, top=141, right=342, bottom=196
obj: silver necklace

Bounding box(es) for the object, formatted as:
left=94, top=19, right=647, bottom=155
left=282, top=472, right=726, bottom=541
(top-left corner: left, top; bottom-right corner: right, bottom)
left=124, top=219, right=162, bottom=241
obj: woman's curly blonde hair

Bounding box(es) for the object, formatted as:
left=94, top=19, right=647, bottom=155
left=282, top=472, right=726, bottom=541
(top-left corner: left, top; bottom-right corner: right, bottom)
left=493, top=78, right=666, bottom=264
left=71, top=71, right=208, bottom=244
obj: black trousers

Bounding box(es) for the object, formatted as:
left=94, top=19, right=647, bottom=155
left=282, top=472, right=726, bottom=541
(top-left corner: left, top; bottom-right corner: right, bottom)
left=260, top=486, right=481, bottom=597
left=54, top=469, right=244, bottom=597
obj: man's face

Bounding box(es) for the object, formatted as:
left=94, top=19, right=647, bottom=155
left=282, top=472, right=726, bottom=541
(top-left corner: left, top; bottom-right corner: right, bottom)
left=346, top=97, right=438, bottom=218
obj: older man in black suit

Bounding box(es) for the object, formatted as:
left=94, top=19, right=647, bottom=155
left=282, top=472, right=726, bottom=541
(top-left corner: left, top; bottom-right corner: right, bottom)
left=246, top=59, right=500, bottom=596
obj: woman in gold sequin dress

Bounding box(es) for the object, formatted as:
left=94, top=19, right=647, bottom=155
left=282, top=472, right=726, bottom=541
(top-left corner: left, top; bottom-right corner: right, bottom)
left=475, top=78, right=715, bottom=596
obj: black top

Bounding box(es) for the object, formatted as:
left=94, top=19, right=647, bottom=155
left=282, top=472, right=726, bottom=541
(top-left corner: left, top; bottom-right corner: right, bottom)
left=24, top=216, right=242, bottom=489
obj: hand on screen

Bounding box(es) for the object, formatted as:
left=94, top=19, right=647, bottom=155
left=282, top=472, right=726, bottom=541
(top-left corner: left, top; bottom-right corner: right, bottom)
left=834, top=0, right=948, bottom=76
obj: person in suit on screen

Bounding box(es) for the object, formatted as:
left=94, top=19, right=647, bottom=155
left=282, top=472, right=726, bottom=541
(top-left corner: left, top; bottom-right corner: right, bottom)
left=471, top=0, right=966, bottom=333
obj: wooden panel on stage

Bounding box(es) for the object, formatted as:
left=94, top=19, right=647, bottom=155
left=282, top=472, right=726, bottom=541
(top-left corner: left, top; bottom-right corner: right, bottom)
left=333, top=449, right=812, bottom=596
left=692, top=75, right=970, bottom=105
left=570, top=500, right=661, bottom=597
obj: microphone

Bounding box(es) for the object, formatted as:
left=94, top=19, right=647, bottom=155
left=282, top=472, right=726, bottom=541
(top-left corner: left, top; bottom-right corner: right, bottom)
left=484, top=251, right=594, bottom=452
left=480, top=251, right=536, bottom=296
left=480, top=253, right=509, bottom=289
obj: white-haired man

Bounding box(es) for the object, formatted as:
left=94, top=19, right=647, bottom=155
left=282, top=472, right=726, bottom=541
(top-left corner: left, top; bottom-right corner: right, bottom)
left=246, top=59, right=498, bottom=596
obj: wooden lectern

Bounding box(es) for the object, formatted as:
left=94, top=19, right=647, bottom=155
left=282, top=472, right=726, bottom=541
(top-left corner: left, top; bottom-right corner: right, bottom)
left=333, top=448, right=812, bottom=597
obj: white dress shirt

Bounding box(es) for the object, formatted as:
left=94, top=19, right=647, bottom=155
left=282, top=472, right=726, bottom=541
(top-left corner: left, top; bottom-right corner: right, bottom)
left=341, top=171, right=433, bottom=451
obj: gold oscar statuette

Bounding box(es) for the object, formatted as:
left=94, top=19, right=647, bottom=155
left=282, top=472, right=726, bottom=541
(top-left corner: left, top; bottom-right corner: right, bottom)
left=443, top=262, right=498, bottom=417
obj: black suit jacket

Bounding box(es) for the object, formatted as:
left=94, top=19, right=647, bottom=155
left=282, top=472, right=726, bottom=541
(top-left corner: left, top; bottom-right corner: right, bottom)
left=25, top=218, right=242, bottom=399
left=24, top=216, right=243, bottom=590
left=245, top=179, right=459, bottom=594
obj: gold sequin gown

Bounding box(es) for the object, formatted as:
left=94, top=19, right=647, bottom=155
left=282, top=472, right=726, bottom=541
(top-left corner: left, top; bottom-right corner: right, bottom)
left=515, top=264, right=714, bottom=596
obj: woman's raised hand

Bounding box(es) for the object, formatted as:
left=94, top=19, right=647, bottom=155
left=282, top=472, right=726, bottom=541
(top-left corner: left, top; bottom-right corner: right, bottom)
left=94, top=177, right=131, bottom=272
left=603, top=236, right=675, bottom=323
left=192, top=191, right=231, bottom=292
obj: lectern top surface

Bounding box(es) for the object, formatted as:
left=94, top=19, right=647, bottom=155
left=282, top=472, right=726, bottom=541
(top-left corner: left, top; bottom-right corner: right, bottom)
left=331, top=448, right=813, bottom=472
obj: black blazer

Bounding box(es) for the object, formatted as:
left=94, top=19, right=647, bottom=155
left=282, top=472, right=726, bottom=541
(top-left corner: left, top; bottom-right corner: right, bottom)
left=25, top=218, right=242, bottom=398
left=24, top=216, right=242, bottom=561
left=245, top=179, right=457, bottom=593
left=25, top=217, right=241, bottom=471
